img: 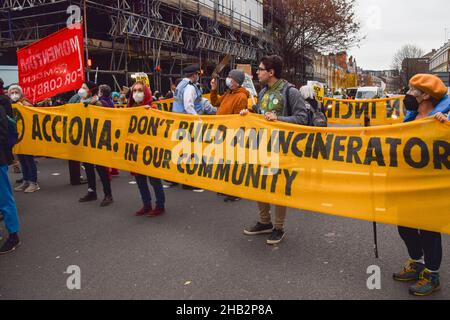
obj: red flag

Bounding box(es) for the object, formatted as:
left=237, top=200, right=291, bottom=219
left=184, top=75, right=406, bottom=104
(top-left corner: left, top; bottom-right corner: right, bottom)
left=17, top=23, right=85, bottom=104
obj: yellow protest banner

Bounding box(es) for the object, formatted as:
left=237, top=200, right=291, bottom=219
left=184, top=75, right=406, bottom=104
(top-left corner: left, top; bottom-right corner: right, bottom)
left=13, top=104, right=450, bottom=234
left=324, top=97, right=406, bottom=125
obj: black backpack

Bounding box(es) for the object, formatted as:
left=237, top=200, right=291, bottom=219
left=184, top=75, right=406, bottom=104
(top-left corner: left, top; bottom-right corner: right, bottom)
left=286, top=86, right=328, bottom=127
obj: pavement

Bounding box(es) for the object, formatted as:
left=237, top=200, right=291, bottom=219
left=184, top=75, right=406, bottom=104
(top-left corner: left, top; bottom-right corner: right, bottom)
left=0, top=158, right=448, bottom=300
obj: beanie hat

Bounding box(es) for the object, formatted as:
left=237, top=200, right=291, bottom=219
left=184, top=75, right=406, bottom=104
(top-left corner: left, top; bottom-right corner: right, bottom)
left=409, top=74, right=448, bottom=101
left=228, top=69, right=245, bottom=86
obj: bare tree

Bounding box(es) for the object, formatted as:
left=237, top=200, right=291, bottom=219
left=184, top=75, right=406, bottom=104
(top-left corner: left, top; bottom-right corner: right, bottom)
left=391, top=44, right=424, bottom=72
left=270, top=0, right=362, bottom=84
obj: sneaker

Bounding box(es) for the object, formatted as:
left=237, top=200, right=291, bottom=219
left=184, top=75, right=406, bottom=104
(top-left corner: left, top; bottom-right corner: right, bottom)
left=14, top=181, right=29, bottom=192
left=409, top=269, right=441, bottom=296
left=164, top=181, right=179, bottom=188
left=24, top=182, right=40, bottom=193
left=136, top=206, right=152, bottom=216
left=267, top=229, right=285, bottom=245
left=79, top=192, right=97, bottom=202
left=244, top=222, right=274, bottom=236
left=393, top=259, right=425, bottom=282
left=147, top=207, right=165, bottom=217
left=100, top=196, right=114, bottom=207
left=224, top=196, right=241, bottom=202
left=182, top=185, right=204, bottom=192
left=0, top=234, right=21, bottom=255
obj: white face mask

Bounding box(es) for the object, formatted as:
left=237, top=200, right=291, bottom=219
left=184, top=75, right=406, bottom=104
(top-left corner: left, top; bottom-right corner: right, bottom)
left=78, top=88, right=88, bottom=99
left=226, top=77, right=234, bottom=89
left=133, top=92, right=144, bottom=104
left=10, top=93, right=20, bottom=102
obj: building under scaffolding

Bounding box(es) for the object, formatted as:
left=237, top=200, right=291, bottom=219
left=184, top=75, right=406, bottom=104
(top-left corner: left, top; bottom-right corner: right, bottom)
left=0, top=0, right=274, bottom=93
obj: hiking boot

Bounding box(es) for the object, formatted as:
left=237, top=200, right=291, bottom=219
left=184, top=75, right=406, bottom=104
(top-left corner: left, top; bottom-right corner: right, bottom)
left=244, top=222, right=274, bottom=236
left=24, top=182, right=40, bottom=193
left=393, top=259, right=425, bottom=282
left=0, top=234, right=21, bottom=255
left=147, top=207, right=165, bottom=217
left=136, top=206, right=152, bottom=216
left=267, top=229, right=285, bottom=245
left=100, top=196, right=114, bottom=207
left=14, top=181, right=29, bottom=192
left=224, top=196, right=241, bottom=202
left=409, top=269, right=441, bottom=296
left=79, top=192, right=97, bottom=202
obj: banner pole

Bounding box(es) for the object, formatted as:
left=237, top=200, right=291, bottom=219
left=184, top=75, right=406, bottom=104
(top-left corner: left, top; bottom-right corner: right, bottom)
left=365, top=113, right=379, bottom=259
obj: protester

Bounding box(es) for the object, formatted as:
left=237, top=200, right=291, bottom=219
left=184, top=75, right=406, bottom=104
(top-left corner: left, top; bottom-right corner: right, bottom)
left=210, top=69, right=249, bottom=202
left=91, top=85, right=119, bottom=177
left=393, top=74, right=450, bottom=296
left=0, top=78, right=20, bottom=174
left=67, top=81, right=99, bottom=186
left=240, top=55, right=312, bottom=245
left=128, top=81, right=166, bottom=217
left=165, top=81, right=179, bottom=99
left=7, top=85, right=40, bottom=193
left=78, top=82, right=114, bottom=207
left=112, top=91, right=120, bottom=105
left=0, top=95, right=21, bottom=254
left=300, top=85, right=324, bottom=113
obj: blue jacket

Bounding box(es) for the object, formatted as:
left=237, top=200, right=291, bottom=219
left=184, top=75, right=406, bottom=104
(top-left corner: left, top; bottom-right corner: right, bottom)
left=173, top=79, right=203, bottom=114
left=404, top=95, right=450, bottom=123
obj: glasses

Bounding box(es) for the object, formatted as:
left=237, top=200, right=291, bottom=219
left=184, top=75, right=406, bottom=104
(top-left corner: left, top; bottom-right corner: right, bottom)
left=257, top=67, right=267, bottom=72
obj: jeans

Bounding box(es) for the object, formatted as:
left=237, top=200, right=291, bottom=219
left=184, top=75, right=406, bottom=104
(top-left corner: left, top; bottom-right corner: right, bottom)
left=18, top=154, right=37, bottom=183
left=83, top=163, right=112, bottom=197
left=0, top=165, right=20, bottom=234
left=398, top=226, right=442, bottom=271
left=135, top=174, right=165, bottom=209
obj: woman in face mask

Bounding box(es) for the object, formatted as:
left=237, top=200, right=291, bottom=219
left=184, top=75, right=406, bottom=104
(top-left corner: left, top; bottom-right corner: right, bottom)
left=393, top=74, right=450, bottom=297
left=78, top=82, right=114, bottom=207
left=7, top=85, right=40, bottom=193
left=7, top=85, right=32, bottom=107
left=127, top=81, right=166, bottom=217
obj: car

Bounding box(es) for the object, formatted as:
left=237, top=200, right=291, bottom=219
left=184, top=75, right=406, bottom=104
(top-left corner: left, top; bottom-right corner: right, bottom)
left=355, top=86, right=386, bottom=99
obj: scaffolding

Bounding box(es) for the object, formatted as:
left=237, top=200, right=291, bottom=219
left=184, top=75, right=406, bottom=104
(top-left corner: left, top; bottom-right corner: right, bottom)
left=0, top=0, right=273, bottom=92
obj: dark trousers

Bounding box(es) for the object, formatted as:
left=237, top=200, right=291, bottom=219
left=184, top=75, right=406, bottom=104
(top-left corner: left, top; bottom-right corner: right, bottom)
left=18, top=154, right=37, bottom=183
left=398, top=226, right=442, bottom=271
left=135, top=174, right=165, bottom=209
left=68, top=161, right=81, bottom=185
left=84, top=163, right=112, bottom=197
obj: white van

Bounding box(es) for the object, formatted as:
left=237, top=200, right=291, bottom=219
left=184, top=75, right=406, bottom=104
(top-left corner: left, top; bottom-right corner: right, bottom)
left=355, top=86, right=386, bottom=99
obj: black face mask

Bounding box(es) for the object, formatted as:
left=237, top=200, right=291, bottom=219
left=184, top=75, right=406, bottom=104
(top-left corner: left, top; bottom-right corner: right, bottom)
left=403, top=94, right=419, bottom=112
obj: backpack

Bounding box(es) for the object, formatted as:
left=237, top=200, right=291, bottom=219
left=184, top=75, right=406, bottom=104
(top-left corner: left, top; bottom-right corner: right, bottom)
left=286, top=86, right=328, bottom=127
left=7, top=115, right=18, bottom=148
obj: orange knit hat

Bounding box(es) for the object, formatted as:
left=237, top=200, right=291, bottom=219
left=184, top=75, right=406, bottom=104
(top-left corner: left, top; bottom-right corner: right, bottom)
left=409, top=74, right=448, bottom=100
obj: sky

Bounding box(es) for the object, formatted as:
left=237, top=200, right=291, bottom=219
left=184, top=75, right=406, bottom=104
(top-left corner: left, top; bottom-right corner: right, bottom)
left=347, top=0, right=450, bottom=71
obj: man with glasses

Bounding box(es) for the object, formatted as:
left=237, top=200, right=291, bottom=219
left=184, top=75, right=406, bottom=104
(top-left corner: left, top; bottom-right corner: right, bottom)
left=241, top=55, right=311, bottom=245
